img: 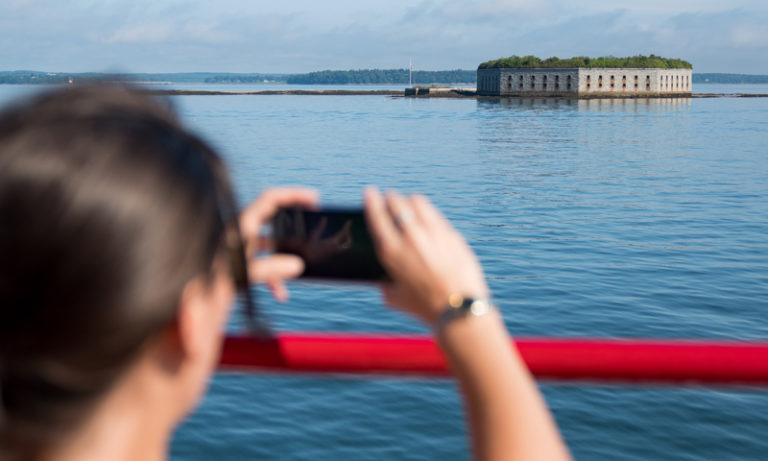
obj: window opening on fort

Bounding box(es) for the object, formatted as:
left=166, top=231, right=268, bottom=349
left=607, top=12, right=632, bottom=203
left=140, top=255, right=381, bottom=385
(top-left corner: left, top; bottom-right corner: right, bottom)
left=531, top=75, right=535, bottom=89
left=598, top=75, right=603, bottom=88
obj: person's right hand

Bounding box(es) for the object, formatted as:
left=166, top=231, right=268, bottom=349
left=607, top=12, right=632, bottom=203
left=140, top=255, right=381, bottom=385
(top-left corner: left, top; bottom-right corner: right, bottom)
left=364, top=187, right=489, bottom=326
left=240, top=187, right=318, bottom=301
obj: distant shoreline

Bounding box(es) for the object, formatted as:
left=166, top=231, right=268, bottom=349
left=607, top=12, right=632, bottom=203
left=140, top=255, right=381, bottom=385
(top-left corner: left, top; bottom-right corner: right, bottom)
left=147, top=88, right=768, bottom=99
left=146, top=89, right=404, bottom=96
left=2, top=70, right=768, bottom=85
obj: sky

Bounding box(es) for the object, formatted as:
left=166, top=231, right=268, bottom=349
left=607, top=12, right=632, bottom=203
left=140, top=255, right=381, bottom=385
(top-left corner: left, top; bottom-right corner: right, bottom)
left=1, top=0, right=767, bottom=74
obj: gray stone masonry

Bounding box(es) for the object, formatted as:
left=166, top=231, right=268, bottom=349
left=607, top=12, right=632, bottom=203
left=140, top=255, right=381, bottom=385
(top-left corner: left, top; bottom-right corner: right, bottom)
left=477, top=67, right=692, bottom=97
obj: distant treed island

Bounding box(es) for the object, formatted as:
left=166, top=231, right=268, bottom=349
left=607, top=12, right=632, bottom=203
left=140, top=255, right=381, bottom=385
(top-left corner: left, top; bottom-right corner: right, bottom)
left=1, top=69, right=767, bottom=85
left=693, top=73, right=768, bottom=84
left=284, top=69, right=476, bottom=84
left=0, top=71, right=287, bottom=84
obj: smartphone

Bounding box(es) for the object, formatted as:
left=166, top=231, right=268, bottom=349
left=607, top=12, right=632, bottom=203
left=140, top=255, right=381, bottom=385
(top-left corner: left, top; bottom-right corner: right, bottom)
left=272, top=207, right=389, bottom=281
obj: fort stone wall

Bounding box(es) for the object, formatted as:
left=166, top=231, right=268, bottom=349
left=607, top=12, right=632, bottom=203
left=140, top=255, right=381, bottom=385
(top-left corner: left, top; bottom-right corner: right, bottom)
left=478, top=67, right=692, bottom=97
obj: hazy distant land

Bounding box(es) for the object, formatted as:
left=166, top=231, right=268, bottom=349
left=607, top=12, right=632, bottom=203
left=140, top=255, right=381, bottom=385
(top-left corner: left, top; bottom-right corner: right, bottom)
left=692, top=73, right=768, bottom=84
left=2, top=70, right=768, bottom=85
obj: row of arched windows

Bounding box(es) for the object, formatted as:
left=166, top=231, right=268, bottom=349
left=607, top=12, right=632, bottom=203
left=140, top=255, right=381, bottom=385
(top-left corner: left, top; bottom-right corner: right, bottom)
left=480, top=71, right=690, bottom=93
left=662, top=74, right=690, bottom=90
left=584, top=73, right=689, bottom=92
left=500, top=73, right=573, bottom=91
left=587, top=74, right=652, bottom=91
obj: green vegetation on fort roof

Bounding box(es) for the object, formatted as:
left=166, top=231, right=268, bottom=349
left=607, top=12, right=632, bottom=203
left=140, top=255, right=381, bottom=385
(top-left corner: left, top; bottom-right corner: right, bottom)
left=478, top=55, right=693, bottom=70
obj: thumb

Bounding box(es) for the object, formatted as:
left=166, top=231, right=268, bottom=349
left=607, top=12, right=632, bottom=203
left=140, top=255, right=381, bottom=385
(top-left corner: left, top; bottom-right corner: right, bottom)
left=249, top=254, right=305, bottom=282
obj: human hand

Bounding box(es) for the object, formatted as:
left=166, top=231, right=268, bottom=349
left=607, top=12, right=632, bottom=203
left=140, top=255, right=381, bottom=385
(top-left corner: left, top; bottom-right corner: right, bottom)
left=239, top=187, right=318, bottom=301
left=364, top=187, right=489, bottom=325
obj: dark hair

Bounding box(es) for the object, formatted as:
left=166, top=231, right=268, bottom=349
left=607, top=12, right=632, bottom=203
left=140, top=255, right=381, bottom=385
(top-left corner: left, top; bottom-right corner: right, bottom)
left=0, top=84, right=245, bottom=459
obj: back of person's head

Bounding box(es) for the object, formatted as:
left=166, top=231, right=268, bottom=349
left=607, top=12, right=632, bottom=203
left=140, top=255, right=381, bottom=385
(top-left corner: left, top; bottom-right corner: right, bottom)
left=0, top=84, right=239, bottom=459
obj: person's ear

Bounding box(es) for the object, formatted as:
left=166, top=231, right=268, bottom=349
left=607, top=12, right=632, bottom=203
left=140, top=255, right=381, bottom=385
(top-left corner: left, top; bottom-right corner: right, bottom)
left=174, top=274, right=212, bottom=361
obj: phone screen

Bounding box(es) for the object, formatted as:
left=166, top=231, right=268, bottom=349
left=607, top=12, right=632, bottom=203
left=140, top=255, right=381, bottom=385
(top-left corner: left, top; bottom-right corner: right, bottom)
left=273, top=207, right=389, bottom=281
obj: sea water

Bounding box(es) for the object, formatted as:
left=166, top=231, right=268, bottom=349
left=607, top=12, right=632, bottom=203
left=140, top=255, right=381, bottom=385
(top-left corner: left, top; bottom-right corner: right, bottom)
left=1, top=84, right=767, bottom=460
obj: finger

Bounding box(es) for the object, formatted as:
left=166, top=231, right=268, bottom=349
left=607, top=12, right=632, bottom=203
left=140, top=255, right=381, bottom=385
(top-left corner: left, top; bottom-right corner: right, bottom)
left=245, top=235, right=274, bottom=258
left=240, top=187, right=319, bottom=238
left=257, top=235, right=273, bottom=252
left=410, top=194, right=448, bottom=234
left=384, top=191, right=414, bottom=232
left=400, top=194, right=436, bottom=245
left=267, top=279, right=289, bottom=302
left=249, top=254, right=305, bottom=282
left=364, top=186, right=401, bottom=255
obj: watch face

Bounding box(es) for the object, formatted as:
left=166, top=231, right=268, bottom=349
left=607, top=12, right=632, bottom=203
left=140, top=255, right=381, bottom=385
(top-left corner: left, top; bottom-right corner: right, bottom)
left=468, top=299, right=491, bottom=316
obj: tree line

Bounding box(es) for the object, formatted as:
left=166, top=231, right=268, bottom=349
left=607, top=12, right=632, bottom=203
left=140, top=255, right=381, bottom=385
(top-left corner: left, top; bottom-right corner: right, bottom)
left=0, top=71, right=285, bottom=84
left=285, top=69, right=476, bottom=85
left=5, top=70, right=768, bottom=86
left=479, top=55, right=693, bottom=69
left=692, top=73, right=768, bottom=84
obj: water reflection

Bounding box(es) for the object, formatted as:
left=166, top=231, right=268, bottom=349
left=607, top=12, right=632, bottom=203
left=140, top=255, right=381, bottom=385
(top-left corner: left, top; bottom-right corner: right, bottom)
left=577, top=97, right=692, bottom=113
left=477, top=97, right=577, bottom=112
left=477, top=97, right=692, bottom=114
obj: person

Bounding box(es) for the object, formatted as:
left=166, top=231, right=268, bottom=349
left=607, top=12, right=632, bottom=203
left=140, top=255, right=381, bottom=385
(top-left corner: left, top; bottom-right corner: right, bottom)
left=0, top=84, right=570, bottom=461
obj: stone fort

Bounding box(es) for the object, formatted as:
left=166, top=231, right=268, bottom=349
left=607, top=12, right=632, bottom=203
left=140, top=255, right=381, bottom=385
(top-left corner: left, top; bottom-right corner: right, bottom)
left=477, top=67, right=692, bottom=97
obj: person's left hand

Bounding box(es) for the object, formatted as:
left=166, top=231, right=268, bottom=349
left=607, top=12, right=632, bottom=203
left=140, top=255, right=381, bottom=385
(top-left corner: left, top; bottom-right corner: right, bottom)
left=239, top=187, right=318, bottom=301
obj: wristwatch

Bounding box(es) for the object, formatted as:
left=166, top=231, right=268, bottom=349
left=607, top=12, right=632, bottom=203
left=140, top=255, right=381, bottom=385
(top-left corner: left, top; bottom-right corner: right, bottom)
left=435, top=294, right=493, bottom=332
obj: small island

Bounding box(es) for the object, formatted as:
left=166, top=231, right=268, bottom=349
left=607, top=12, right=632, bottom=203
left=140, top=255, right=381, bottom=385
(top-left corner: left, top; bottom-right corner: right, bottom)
left=477, top=55, right=693, bottom=98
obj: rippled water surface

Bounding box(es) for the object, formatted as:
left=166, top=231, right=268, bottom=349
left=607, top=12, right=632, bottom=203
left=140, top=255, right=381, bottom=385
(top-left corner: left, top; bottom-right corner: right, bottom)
left=2, top=85, right=767, bottom=460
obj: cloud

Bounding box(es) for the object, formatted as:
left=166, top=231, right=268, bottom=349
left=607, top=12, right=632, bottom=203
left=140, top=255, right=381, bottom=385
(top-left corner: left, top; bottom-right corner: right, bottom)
left=1, top=1, right=768, bottom=73
left=730, top=25, right=768, bottom=47
left=475, top=7, right=768, bottom=72
left=652, top=9, right=768, bottom=69
left=402, top=0, right=547, bottom=27
left=104, top=23, right=173, bottom=43
left=102, top=18, right=238, bottom=44
left=182, top=22, right=237, bottom=43
left=437, top=0, right=547, bottom=23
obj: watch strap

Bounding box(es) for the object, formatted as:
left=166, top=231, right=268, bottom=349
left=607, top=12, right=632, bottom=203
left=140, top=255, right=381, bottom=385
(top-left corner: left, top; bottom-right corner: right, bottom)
left=434, top=294, right=493, bottom=332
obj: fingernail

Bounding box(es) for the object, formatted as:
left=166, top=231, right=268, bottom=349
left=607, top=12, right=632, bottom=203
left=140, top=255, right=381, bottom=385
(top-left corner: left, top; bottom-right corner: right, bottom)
left=365, top=186, right=379, bottom=201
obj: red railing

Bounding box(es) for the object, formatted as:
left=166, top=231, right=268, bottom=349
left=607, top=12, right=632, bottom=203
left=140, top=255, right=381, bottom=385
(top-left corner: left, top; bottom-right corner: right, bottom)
left=220, top=333, right=768, bottom=386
